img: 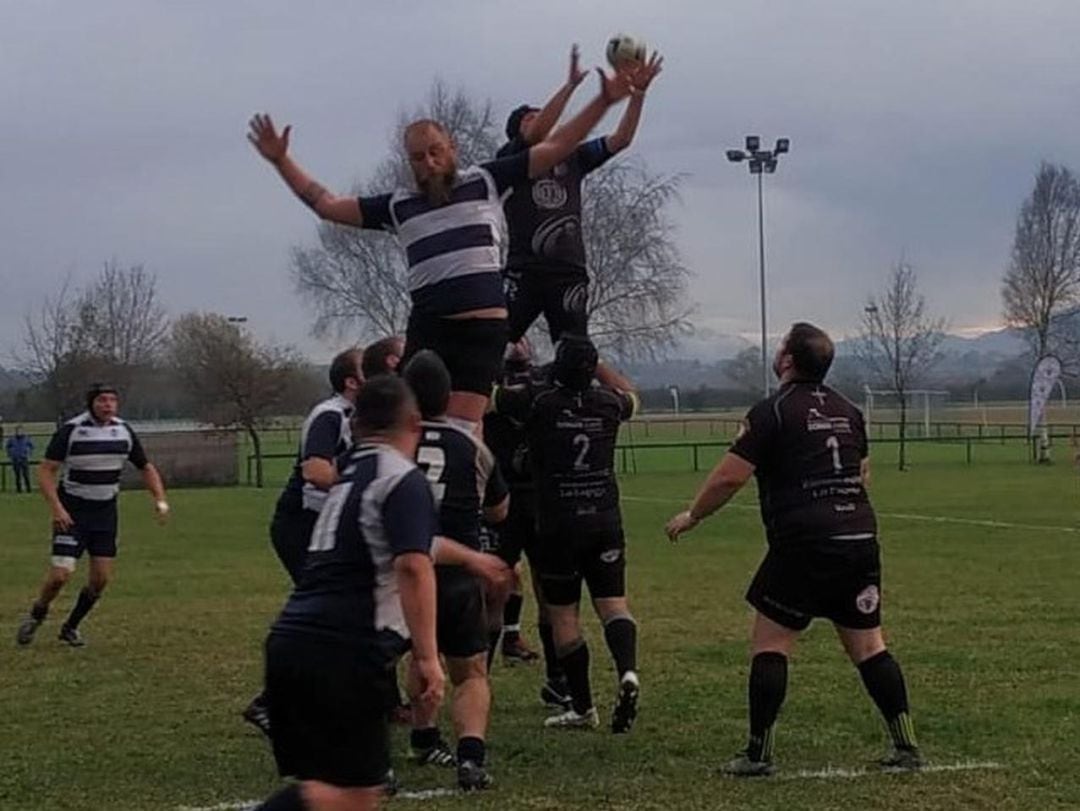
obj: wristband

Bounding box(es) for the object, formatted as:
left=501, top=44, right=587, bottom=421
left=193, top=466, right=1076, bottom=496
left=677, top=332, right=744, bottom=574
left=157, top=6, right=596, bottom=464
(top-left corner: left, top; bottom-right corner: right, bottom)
left=155, top=500, right=170, bottom=514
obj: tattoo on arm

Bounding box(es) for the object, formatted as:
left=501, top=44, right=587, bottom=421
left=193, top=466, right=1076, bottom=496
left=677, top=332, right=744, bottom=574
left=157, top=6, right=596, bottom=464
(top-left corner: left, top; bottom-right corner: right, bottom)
left=299, top=181, right=328, bottom=211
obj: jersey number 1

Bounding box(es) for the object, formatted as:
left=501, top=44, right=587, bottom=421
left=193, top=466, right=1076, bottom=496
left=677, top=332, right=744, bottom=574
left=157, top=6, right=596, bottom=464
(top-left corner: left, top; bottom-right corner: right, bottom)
left=825, top=436, right=842, bottom=473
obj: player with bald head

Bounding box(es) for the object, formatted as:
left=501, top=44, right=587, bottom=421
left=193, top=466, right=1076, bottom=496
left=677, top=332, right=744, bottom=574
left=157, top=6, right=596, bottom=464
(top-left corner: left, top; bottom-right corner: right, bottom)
left=249, top=60, right=636, bottom=430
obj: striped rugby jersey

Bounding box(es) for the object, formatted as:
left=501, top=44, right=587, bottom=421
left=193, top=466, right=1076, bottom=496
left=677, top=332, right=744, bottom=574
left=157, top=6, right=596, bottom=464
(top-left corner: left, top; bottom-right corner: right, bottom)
left=279, top=394, right=353, bottom=514
left=358, top=150, right=529, bottom=317
left=272, top=444, right=437, bottom=666
left=45, top=412, right=148, bottom=503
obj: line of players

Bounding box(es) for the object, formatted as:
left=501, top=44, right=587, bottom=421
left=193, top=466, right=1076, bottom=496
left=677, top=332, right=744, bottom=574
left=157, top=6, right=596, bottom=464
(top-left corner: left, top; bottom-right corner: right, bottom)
left=253, top=330, right=642, bottom=807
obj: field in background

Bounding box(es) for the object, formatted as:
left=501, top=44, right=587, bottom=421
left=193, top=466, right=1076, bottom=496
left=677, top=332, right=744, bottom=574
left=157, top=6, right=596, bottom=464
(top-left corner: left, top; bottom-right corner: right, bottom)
left=2, top=451, right=1079, bottom=809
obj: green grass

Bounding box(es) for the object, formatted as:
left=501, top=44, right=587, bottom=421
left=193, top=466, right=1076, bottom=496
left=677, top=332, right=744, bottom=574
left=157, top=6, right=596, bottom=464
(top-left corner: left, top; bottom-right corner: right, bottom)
left=2, top=455, right=1079, bottom=810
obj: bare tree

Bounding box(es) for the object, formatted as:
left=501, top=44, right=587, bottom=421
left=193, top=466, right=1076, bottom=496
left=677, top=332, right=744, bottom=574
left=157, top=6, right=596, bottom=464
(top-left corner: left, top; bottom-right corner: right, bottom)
left=77, top=261, right=169, bottom=368
left=857, top=263, right=945, bottom=471
left=292, top=81, right=692, bottom=357
left=723, top=345, right=764, bottom=396
left=1002, top=163, right=1080, bottom=360
left=582, top=160, right=693, bottom=359
left=17, top=262, right=167, bottom=418
left=170, top=313, right=305, bottom=488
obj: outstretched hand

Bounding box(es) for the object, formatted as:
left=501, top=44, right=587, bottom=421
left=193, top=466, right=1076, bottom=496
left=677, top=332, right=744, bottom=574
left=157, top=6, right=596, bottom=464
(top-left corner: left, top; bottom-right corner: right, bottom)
left=568, top=44, right=588, bottom=87
left=628, top=51, right=664, bottom=96
left=596, top=67, right=633, bottom=104
left=247, top=113, right=291, bottom=165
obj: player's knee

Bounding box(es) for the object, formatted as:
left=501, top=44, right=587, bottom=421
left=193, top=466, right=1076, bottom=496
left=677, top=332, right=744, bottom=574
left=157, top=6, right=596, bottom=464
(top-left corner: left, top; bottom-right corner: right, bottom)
left=447, top=654, right=487, bottom=686
left=555, top=637, right=587, bottom=659
left=596, top=601, right=632, bottom=624
left=48, top=566, right=74, bottom=588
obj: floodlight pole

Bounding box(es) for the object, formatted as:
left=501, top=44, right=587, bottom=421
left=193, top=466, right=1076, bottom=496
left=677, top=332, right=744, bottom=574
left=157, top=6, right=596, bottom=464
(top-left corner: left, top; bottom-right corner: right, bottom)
left=756, top=171, right=768, bottom=399
left=727, top=136, right=789, bottom=400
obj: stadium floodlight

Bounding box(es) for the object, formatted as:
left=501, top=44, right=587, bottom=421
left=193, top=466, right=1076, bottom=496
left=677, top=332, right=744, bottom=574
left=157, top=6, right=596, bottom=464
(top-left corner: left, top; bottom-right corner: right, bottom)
left=727, top=134, right=792, bottom=397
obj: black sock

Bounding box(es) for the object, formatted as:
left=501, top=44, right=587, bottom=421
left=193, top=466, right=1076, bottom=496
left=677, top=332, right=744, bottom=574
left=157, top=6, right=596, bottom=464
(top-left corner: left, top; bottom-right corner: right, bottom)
left=410, top=726, right=441, bottom=751
left=858, top=650, right=918, bottom=749
left=487, top=628, right=502, bottom=671
left=457, top=735, right=486, bottom=766
left=31, top=601, right=49, bottom=622
left=255, top=784, right=305, bottom=811
left=747, top=652, right=788, bottom=762
left=502, top=594, right=524, bottom=642
left=64, top=587, right=99, bottom=631
left=557, top=640, right=592, bottom=714
left=602, top=616, right=638, bottom=677
left=538, top=622, right=561, bottom=681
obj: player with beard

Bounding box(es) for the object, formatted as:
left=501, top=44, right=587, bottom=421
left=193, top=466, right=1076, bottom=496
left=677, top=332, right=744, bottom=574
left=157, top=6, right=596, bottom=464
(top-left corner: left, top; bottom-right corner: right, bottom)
left=665, top=323, right=922, bottom=776
left=249, top=62, right=635, bottom=431
left=499, top=48, right=663, bottom=345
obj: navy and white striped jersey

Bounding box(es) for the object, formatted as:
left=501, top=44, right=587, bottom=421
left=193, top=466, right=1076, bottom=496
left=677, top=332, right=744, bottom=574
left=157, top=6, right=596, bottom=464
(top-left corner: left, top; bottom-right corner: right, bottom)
left=415, top=419, right=507, bottom=550
left=279, top=394, right=353, bottom=515
left=272, top=444, right=437, bottom=667
left=357, top=151, right=529, bottom=317
left=44, top=412, right=148, bottom=503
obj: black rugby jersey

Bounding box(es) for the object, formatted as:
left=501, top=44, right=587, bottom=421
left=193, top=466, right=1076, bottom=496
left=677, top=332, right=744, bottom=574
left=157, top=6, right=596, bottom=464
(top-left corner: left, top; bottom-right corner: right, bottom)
left=497, top=136, right=613, bottom=276
left=482, top=362, right=548, bottom=493
left=730, top=381, right=877, bottom=547
left=494, top=379, right=636, bottom=535
left=415, top=419, right=507, bottom=550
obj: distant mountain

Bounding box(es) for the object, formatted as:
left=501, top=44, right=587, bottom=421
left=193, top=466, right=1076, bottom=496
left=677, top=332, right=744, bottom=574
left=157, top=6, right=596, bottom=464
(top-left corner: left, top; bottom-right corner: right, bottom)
left=626, top=325, right=1032, bottom=390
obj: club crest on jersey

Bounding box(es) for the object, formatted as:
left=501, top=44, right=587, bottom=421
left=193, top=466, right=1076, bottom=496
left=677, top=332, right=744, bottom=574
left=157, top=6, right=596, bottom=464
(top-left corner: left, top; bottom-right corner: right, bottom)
left=855, top=585, right=880, bottom=614
left=532, top=179, right=568, bottom=209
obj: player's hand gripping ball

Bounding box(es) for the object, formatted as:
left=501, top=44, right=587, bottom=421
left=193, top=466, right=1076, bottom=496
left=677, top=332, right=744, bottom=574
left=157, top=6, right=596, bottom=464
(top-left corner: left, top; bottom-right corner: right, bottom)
left=606, top=33, right=647, bottom=69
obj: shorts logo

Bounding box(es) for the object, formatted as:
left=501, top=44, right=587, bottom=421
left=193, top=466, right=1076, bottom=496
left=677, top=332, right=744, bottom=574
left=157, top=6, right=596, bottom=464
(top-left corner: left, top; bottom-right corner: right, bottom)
left=600, top=549, right=622, bottom=564
left=562, top=282, right=589, bottom=317
left=532, top=179, right=568, bottom=210
left=855, top=585, right=880, bottom=615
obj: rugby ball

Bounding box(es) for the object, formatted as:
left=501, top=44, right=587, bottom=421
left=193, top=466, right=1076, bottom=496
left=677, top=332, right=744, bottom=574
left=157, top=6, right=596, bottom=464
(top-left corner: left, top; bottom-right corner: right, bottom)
left=605, top=34, right=647, bottom=68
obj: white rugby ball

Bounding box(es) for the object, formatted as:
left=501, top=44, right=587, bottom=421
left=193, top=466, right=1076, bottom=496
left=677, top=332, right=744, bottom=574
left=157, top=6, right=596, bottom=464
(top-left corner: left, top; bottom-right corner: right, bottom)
left=605, top=34, right=647, bottom=68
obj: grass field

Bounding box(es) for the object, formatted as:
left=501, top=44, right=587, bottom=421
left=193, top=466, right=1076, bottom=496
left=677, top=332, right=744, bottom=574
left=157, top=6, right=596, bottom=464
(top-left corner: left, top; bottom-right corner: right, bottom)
left=2, top=453, right=1079, bottom=810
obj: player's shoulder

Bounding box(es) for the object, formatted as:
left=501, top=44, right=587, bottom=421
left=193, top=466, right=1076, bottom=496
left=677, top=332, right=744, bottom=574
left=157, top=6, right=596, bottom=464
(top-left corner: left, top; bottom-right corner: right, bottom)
left=65, top=411, right=93, bottom=428
left=310, top=394, right=350, bottom=418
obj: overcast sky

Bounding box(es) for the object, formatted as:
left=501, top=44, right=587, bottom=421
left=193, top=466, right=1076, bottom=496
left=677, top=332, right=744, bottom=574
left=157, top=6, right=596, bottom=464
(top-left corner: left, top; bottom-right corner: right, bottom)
left=3, top=0, right=1079, bottom=362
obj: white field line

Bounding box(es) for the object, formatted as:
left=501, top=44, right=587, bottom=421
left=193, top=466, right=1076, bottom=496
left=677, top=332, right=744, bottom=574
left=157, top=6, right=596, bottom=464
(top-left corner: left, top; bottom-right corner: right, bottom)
left=178, top=787, right=457, bottom=810
left=620, top=495, right=1080, bottom=535
left=778, top=760, right=1005, bottom=781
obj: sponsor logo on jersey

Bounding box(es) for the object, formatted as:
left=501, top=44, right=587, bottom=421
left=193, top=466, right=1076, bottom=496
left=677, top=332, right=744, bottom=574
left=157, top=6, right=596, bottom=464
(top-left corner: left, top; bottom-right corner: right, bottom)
left=532, top=179, right=568, bottom=209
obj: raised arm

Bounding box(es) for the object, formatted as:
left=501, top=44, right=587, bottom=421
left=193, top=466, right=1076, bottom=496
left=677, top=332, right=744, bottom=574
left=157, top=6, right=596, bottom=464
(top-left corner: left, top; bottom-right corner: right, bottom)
left=605, top=52, right=663, bottom=153
left=519, top=45, right=589, bottom=146
left=527, top=69, right=631, bottom=179
left=247, top=113, right=363, bottom=227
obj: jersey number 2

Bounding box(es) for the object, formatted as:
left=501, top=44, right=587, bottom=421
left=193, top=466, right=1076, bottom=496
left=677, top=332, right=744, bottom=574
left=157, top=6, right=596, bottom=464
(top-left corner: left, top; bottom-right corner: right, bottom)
left=572, top=433, right=590, bottom=471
